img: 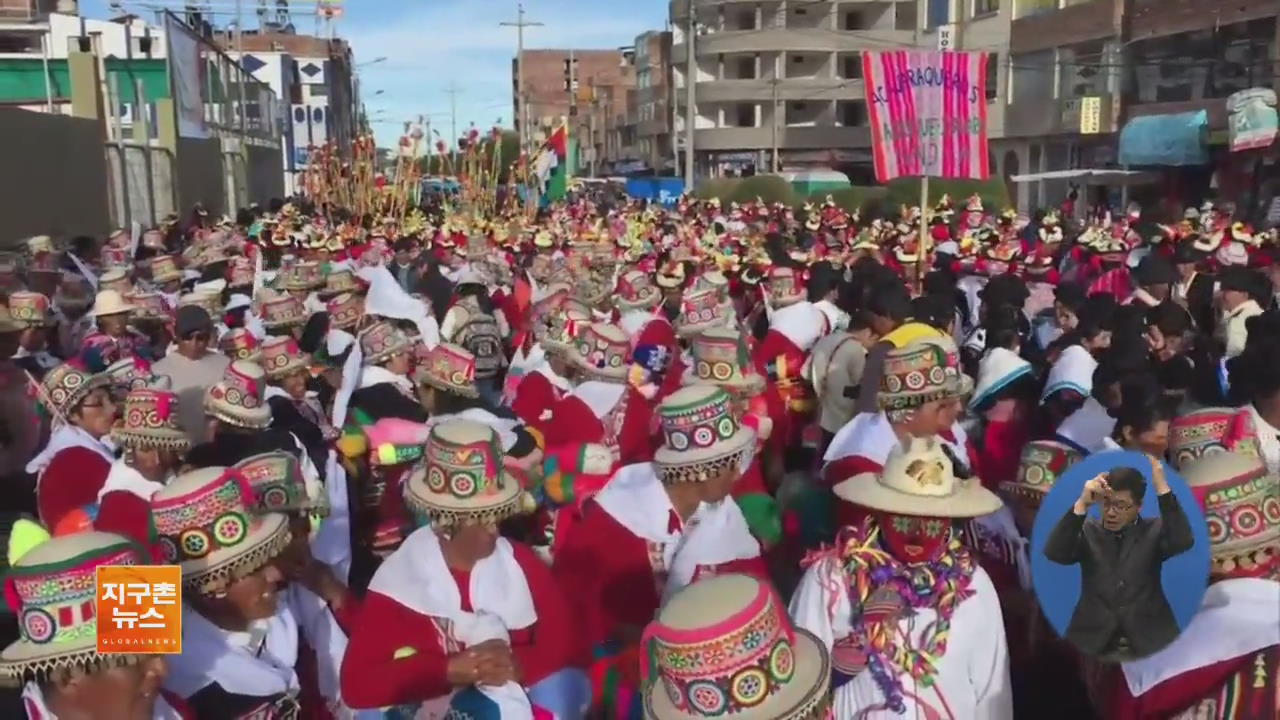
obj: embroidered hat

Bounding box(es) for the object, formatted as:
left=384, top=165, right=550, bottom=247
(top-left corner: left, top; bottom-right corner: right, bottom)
left=111, top=388, right=190, bottom=451
left=640, top=574, right=830, bottom=719
left=259, top=294, right=307, bottom=330
left=0, top=530, right=150, bottom=682
left=126, top=291, right=169, bottom=322
left=999, top=440, right=1082, bottom=517
left=878, top=338, right=973, bottom=415
left=654, top=385, right=756, bottom=484
left=321, top=268, right=360, bottom=298
left=542, top=306, right=591, bottom=358
left=178, top=291, right=221, bottom=317
left=260, top=336, right=310, bottom=381
left=414, top=342, right=479, bottom=399
left=326, top=291, right=363, bottom=331
left=835, top=436, right=1002, bottom=517
left=7, top=291, right=52, bottom=328
left=150, top=466, right=291, bottom=594
left=617, top=269, right=661, bottom=311
left=26, top=235, right=55, bottom=256
left=104, top=357, right=169, bottom=394
left=766, top=267, right=805, bottom=308
left=87, top=289, right=136, bottom=318
left=681, top=327, right=764, bottom=396
left=39, top=364, right=109, bottom=420
left=676, top=288, right=731, bottom=339
left=570, top=322, right=631, bottom=382
left=234, top=451, right=324, bottom=517
left=203, top=361, right=271, bottom=429
left=148, top=255, right=182, bottom=284
left=276, top=261, right=324, bottom=291
left=404, top=420, right=531, bottom=528
left=1182, top=452, right=1280, bottom=579
left=97, top=269, right=133, bottom=295
left=541, top=443, right=615, bottom=507
left=219, top=327, right=262, bottom=363
left=359, top=321, right=414, bottom=366
left=969, top=347, right=1033, bottom=411
left=1168, top=407, right=1262, bottom=473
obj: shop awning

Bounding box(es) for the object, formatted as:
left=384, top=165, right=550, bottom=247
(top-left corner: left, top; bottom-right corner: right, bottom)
left=1118, top=110, right=1209, bottom=166
left=1008, top=169, right=1160, bottom=185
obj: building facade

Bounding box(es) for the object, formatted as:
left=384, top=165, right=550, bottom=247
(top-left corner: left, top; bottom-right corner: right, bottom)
left=513, top=47, right=634, bottom=163
left=671, top=0, right=932, bottom=180
left=624, top=29, right=675, bottom=175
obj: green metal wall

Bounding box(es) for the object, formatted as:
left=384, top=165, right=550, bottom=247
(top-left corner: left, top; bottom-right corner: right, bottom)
left=0, top=57, right=168, bottom=105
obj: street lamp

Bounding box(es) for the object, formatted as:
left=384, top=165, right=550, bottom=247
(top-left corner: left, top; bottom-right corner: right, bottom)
left=358, top=56, right=388, bottom=68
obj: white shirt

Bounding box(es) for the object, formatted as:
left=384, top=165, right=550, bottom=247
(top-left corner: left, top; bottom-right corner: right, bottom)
left=790, top=556, right=1013, bottom=719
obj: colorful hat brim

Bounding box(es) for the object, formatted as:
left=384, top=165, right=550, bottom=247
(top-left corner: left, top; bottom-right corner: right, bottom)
left=151, top=271, right=183, bottom=284
left=176, top=512, right=291, bottom=595
left=362, top=337, right=415, bottom=366
left=403, top=467, right=525, bottom=525
left=834, top=471, right=1002, bottom=518
left=417, top=371, right=481, bottom=400
left=643, top=628, right=831, bottom=720
left=0, top=635, right=143, bottom=683
left=654, top=426, right=756, bottom=483
left=110, top=424, right=192, bottom=452
left=264, top=356, right=310, bottom=381
left=680, top=367, right=765, bottom=396
left=203, top=394, right=272, bottom=430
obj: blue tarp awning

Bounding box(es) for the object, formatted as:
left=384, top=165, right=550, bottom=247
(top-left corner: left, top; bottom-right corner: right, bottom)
left=1118, top=110, right=1209, bottom=166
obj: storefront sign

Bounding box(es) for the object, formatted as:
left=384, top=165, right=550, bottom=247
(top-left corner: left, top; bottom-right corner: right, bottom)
left=1227, top=88, right=1277, bottom=152
left=1079, top=97, right=1102, bottom=134
left=862, top=50, right=991, bottom=182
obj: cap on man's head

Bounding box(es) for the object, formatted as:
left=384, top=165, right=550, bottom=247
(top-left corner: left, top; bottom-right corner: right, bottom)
left=175, top=305, right=213, bottom=338
left=1218, top=266, right=1257, bottom=294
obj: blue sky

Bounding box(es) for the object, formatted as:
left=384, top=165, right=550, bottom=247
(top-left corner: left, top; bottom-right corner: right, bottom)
left=82, top=0, right=668, bottom=147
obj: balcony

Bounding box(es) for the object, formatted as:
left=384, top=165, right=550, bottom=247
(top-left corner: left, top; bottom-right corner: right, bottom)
left=694, top=124, right=870, bottom=151
left=693, top=78, right=864, bottom=103
left=672, top=28, right=913, bottom=62
left=1004, top=94, right=1118, bottom=138
left=1009, top=0, right=1118, bottom=55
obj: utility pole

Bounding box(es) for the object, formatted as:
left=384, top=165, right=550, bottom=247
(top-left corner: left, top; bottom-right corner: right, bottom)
left=683, top=2, right=696, bottom=186
left=770, top=77, right=779, bottom=173
left=500, top=1, right=543, bottom=155
left=445, top=82, right=460, bottom=169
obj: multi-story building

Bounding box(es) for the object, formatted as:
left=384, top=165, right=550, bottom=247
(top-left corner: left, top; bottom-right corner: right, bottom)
left=625, top=29, right=675, bottom=175
left=670, top=0, right=932, bottom=180
left=512, top=48, right=635, bottom=162
left=1003, top=0, right=1277, bottom=215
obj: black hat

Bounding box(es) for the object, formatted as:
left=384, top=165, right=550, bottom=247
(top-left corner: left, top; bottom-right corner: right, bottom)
left=979, top=273, right=1029, bottom=309
left=1135, top=254, right=1177, bottom=287
left=1053, top=281, right=1087, bottom=310
left=174, top=305, right=213, bottom=338
left=1218, top=266, right=1258, bottom=294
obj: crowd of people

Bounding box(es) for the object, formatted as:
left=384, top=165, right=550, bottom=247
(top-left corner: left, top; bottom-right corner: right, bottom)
left=0, top=189, right=1275, bottom=720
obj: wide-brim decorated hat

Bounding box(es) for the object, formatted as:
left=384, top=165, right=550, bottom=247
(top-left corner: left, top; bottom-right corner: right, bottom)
left=616, top=269, right=662, bottom=311
left=642, top=574, right=830, bottom=720
left=7, top=291, right=52, bottom=328
left=276, top=262, right=324, bottom=292
left=835, top=436, right=1001, bottom=517
left=542, top=306, right=591, bottom=357
left=1183, top=452, right=1280, bottom=579
left=88, top=289, right=137, bottom=318
left=570, top=322, right=631, bottom=382
left=766, top=267, right=805, bottom=307
left=969, top=347, right=1032, bottom=410
left=415, top=342, right=480, bottom=399
left=359, top=321, right=414, bottom=366
left=219, top=327, right=262, bottom=363
left=149, top=255, right=182, bottom=284
left=204, top=361, right=272, bottom=429
left=327, top=291, right=363, bottom=331
left=259, top=295, right=308, bottom=330
left=178, top=291, right=222, bottom=317
left=97, top=269, right=133, bottom=295
left=1169, top=407, right=1262, bottom=473
left=110, top=388, right=190, bottom=451
left=40, top=364, right=110, bottom=420
left=321, top=268, right=360, bottom=298
left=675, top=287, right=731, bottom=339
left=150, top=466, right=291, bottom=594
left=260, top=336, right=310, bottom=381
left=404, top=419, right=531, bottom=528
left=654, top=384, right=756, bottom=484
left=234, top=451, right=326, bottom=517
left=127, top=291, right=170, bottom=322
left=999, top=439, right=1082, bottom=510
left=879, top=337, right=973, bottom=414
left=0, top=529, right=150, bottom=682
left=681, top=327, right=764, bottom=396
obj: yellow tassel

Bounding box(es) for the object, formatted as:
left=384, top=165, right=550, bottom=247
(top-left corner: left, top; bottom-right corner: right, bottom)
left=8, top=518, right=51, bottom=566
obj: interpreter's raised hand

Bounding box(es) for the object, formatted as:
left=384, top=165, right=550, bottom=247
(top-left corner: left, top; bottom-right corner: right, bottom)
left=1075, top=473, right=1111, bottom=515
left=1146, top=453, right=1171, bottom=495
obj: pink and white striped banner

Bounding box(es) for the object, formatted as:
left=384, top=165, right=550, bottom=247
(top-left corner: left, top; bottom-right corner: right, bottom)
left=861, top=50, right=991, bottom=183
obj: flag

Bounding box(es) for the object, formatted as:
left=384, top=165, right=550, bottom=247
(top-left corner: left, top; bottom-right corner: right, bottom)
left=533, top=123, right=569, bottom=202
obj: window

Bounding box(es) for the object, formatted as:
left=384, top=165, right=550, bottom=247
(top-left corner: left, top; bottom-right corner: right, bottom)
left=735, top=10, right=755, bottom=30
left=843, top=11, right=866, bottom=30
left=795, top=7, right=807, bottom=15
left=1014, top=0, right=1056, bottom=19
left=734, top=103, right=756, bottom=127
left=838, top=101, right=867, bottom=126
left=973, top=0, right=999, bottom=16
left=985, top=53, right=999, bottom=102
left=792, top=55, right=805, bottom=63
left=927, top=0, right=949, bottom=28
left=840, top=54, right=863, bottom=80
left=895, top=2, right=917, bottom=30
left=737, top=56, right=756, bottom=79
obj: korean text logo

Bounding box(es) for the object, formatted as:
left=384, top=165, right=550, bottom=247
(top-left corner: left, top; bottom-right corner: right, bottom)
left=95, top=565, right=183, bottom=654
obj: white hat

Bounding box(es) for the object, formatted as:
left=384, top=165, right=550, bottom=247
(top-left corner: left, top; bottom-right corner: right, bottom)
left=87, top=289, right=137, bottom=317
left=969, top=347, right=1032, bottom=410
left=834, top=436, right=1002, bottom=517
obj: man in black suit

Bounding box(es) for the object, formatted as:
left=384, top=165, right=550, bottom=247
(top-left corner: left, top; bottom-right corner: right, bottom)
left=1044, top=458, right=1195, bottom=660
left=1171, top=243, right=1215, bottom=335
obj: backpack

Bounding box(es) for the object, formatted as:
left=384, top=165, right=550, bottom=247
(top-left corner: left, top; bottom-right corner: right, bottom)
left=454, top=309, right=504, bottom=379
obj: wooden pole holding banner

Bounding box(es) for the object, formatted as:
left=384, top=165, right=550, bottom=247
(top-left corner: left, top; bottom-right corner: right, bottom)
left=917, top=175, right=929, bottom=292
